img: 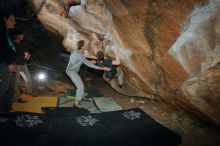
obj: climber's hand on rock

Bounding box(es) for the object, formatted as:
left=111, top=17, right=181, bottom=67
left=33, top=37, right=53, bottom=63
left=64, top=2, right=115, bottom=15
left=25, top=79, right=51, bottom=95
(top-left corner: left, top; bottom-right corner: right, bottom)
left=102, top=67, right=111, bottom=71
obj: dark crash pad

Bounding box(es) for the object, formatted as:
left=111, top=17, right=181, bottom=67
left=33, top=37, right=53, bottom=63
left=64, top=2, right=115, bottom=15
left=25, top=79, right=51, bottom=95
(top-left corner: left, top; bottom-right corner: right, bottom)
left=0, top=108, right=181, bottom=146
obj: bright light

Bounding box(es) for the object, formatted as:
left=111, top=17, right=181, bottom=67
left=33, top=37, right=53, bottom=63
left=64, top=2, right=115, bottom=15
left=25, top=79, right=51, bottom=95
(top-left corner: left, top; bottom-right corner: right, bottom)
left=37, top=72, right=46, bottom=81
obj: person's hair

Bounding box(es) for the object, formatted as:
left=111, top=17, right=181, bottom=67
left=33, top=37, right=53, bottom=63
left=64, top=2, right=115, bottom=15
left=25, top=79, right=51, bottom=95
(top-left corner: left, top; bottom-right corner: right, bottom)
left=11, top=29, right=23, bottom=39
left=77, top=40, right=85, bottom=50
left=96, top=51, right=104, bottom=60
left=65, top=0, right=81, bottom=6
left=0, top=12, right=13, bottom=27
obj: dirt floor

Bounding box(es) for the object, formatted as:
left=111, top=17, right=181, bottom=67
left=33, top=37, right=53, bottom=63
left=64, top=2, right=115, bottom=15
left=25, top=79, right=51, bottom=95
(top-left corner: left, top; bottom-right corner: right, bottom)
left=27, top=70, right=220, bottom=146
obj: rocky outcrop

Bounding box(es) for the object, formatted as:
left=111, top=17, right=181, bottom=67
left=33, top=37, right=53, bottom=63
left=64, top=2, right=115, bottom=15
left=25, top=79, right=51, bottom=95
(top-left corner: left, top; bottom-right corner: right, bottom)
left=31, top=0, right=220, bottom=126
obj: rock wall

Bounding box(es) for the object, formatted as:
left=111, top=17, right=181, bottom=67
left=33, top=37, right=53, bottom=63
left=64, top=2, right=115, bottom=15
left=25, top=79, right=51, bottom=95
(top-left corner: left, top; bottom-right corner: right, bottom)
left=31, top=0, right=220, bottom=126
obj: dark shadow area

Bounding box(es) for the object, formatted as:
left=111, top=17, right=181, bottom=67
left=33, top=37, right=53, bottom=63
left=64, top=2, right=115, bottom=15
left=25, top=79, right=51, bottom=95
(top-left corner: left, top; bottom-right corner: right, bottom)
left=0, top=0, right=70, bottom=83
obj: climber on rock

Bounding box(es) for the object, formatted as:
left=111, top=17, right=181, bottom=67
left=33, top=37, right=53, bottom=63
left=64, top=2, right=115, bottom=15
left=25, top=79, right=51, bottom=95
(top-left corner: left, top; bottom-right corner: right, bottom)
left=66, top=40, right=111, bottom=107
left=95, top=46, right=124, bottom=88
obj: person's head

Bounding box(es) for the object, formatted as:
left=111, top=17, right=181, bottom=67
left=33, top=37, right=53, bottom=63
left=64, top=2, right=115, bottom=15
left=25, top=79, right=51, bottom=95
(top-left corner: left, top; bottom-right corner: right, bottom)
left=64, top=0, right=71, bottom=5
left=64, top=0, right=80, bottom=6
left=96, top=51, right=104, bottom=61
left=11, top=29, right=24, bottom=43
left=77, top=40, right=86, bottom=51
left=0, top=13, right=15, bottom=29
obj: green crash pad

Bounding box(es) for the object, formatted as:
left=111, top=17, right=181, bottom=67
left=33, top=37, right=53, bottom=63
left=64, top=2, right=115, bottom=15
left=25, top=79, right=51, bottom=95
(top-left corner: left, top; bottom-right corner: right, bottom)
left=57, top=96, right=74, bottom=107
left=65, top=88, right=103, bottom=100
left=57, top=96, right=99, bottom=112
left=60, top=89, right=123, bottom=113
left=93, top=97, right=123, bottom=112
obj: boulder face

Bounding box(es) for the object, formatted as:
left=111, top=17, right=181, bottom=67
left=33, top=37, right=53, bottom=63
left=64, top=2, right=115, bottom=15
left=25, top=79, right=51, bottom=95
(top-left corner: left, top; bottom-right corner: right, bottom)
left=31, top=0, right=220, bottom=125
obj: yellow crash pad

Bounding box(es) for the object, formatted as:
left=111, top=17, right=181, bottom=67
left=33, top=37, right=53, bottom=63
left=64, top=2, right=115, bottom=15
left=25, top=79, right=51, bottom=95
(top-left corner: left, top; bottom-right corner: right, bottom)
left=12, top=94, right=58, bottom=113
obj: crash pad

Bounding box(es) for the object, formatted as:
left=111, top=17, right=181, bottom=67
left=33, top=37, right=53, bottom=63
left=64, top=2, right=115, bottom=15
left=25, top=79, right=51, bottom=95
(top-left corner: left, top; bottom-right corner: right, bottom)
left=65, top=88, right=103, bottom=99
left=93, top=97, right=123, bottom=112
left=0, top=108, right=182, bottom=146
left=12, top=94, right=58, bottom=113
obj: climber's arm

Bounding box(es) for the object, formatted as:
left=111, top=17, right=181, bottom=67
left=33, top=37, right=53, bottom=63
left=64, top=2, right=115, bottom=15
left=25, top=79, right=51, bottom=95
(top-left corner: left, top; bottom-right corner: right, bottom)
left=112, top=47, right=120, bottom=65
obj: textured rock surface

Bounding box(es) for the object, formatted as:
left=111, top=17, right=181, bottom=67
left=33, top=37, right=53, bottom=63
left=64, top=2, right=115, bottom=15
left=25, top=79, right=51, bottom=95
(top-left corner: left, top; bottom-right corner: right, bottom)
left=31, top=0, right=220, bottom=126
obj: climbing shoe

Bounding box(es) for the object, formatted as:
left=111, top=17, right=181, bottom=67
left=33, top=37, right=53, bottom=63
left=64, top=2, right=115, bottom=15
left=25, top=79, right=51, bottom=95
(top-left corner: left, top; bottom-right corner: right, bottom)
left=74, top=101, right=81, bottom=108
